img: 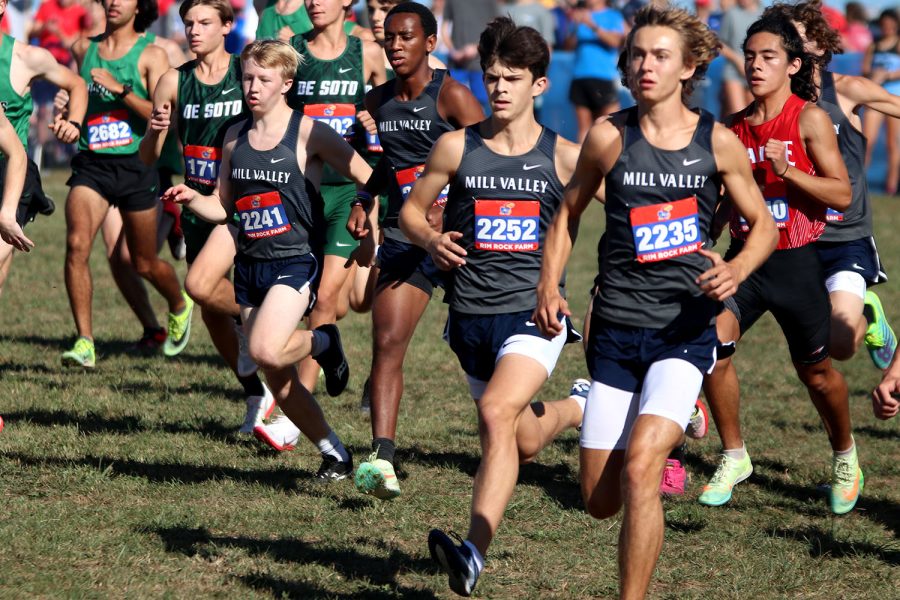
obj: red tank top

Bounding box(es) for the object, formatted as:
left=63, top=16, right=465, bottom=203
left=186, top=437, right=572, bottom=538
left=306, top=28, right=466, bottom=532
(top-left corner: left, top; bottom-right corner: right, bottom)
left=729, top=94, right=825, bottom=249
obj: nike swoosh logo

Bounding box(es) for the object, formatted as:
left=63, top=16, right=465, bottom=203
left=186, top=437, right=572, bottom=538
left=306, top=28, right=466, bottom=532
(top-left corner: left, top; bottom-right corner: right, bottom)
left=222, top=87, right=236, bottom=95
left=525, top=320, right=536, bottom=327
left=338, top=67, right=353, bottom=74
left=270, top=158, right=286, bottom=163
left=335, top=242, right=353, bottom=247
left=522, top=164, right=541, bottom=171
left=683, top=158, right=702, bottom=166
left=412, top=106, right=427, bottom=112
left=276, top=275, right=292, bottom=280
left=852, top=263, right=866, bottom=271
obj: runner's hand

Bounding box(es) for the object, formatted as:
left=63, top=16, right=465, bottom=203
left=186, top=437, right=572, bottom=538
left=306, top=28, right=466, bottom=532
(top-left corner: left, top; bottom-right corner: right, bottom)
left=697, top=248, right=740, bottom=301
left=426, top=230, right=466, bottom=270
left=49, top=114, right=79, bottom=144
left=533, top=287, right=569, bottom=338
left=277, top=25, right=293, bottom=41
left=149, top=102, right=171, bottom=132
left=349, top=232, right=376, bottom=268
left=0, top=215, right=34, bottom=253
left=765, top=138, right=789, bottom=178
left=90, top=68, right=124, bottom=95
left=872, top=374, right=900, bottom=420
left=54, top=89, right=70, bottom=118
left=358, top=110, right=377, bottom=136
left=162, top=184, right=197, bottom=205
left=346, top=204, right=369, bottom=239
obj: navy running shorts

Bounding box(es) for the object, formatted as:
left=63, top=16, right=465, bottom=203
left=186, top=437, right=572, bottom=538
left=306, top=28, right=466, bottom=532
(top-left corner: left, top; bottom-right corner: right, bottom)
left=376, top=237, right=444, bottom=296
left=815, top=236, right=886, bottom=285
left=233, top=253, right=319, bottom=309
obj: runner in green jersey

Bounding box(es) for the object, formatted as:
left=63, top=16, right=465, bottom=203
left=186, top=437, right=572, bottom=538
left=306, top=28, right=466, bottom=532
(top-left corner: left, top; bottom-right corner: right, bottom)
left=0, top=0, right=88, bottom=297
left=0, top=105, right=30, bottom=254
left=140, top=0, right=274, bottom=434
left=285, top=0, right=385, bottom=398
left=61, top=0, right=194, bottom=368
left=256, top=0, right=373, bottom=41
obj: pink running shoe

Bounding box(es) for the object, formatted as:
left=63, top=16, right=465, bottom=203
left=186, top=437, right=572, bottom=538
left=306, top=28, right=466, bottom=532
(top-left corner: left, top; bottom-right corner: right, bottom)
left=660, top=459, right=686, bottom=496
left=685, top=398, right=709, bottom=440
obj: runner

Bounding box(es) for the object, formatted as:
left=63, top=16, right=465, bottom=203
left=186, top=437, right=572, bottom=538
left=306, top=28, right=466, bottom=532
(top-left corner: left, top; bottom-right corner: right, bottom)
left=348, top=1, right=483, bottom=500
left=534, top=7, right=776, bottom=598
left=286, top=0, right=386, bottom=399
left=0, top=104, right=30, bottom=255
left=163, top=39, right=373, bottom=479
left=0, top=0, right=87, bottom=297
left=256, top=0, right=373, bottom=42
left=139, top=0, right=274, bottom=433
left=699, top=15, right=862, bottom=516
left=399, top=17, right=595, bottom=596
left=61, top=0, right=194, bottom=368
left=365, top=0, right=446, bottom=76
left=763, top=0, right=897, bottom=372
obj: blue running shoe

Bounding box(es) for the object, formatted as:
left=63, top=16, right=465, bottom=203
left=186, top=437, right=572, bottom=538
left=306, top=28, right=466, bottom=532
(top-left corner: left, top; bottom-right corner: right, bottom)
left=864, top=291, right=897, bottom=370
left=428, top=529, right=481, bottom=597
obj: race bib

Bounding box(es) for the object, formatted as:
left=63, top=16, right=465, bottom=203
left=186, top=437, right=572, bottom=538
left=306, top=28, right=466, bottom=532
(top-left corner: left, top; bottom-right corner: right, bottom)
left=86, top=110, right=133, bottom=151
left=738, top=196, right=790, bottom=232
left=396, top=165, right=449, bottom=207
left=474, top=199, right=539, bottom=252
left=367, top=131, right=383, bottom=153
left=304, top=103, right=356, bottom=139
left=826, top=208, right=843, bottom=223
left=630, top=197, right=701, bottom=263
left=184, top=145, right=221, bottom=187
left=235, top=191, right=292, bottom=239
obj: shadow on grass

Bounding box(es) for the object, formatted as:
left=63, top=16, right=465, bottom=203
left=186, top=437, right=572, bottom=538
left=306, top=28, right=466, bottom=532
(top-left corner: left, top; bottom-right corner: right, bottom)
left=148, top=526, right=439, bottom=598
left=769, top=525, right=900, bottom=566
left=2, top=408, right=240, bottom=442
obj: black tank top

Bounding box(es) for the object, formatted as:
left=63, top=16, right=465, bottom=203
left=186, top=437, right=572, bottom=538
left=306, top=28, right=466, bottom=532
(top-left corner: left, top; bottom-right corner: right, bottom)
left=816, top=70, right=872, bottom=242
left=444, top=125, right=565, bottom=314
left=596, top=107, right=721, bottom=329
left=230, top=111, right=323, bottom=260
left=373, top=69, right=455, bottom=241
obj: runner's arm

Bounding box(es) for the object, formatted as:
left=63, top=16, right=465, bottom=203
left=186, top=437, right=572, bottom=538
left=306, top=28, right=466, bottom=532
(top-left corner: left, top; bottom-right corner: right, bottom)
left=139, top=68, right=179, bottom=166
left=438, top=77, right=485, bottom=128
left=307, top=118, right=373, bottom=186
left=0, top=108, right=32, bottom=252
left=25, top=45, right=87, bottom=143
left=838, top=73, right=900, bottom=119
left=363, top=40, right=387, bottom=86
left=873, top=355, right=900, bottom=420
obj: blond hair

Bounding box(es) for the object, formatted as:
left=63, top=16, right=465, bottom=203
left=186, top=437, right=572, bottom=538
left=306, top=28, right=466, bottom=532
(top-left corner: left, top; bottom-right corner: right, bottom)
left=240, top=40, right=303, bottom=82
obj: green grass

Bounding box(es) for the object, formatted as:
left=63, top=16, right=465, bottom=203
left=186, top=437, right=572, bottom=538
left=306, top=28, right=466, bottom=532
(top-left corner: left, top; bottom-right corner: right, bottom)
left=0, top=170, right=898, bottom=599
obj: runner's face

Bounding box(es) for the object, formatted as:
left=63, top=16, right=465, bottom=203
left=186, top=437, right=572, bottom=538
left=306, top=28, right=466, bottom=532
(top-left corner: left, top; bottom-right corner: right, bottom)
left=627, top=26, right=693, bottom=104
left=104, top=0, right=138, bottom=27
left=367, top=0, right=391, bottom=42
left=184, top=6, right=232, bottom=56
left=306, top=0, right=349, bottom=29
left=792, top=20, right=823, bottom=59
left=744, top=32, right=800, bottom=99
left=242, top=59, right=292, bottom=113
left=384, top=13, right=434, bottom=76
left=483, top=61, right=546, bottom=121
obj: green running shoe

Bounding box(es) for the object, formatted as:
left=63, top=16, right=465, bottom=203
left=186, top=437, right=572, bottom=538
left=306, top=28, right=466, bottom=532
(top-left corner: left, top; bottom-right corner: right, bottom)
left=864, top=291, right=896, bottom=370
left=61, top=337, right=96, bottom=368
left=163, top=291, right=194, bottom=357
left=830, top=444, right=864, bottom=515
left=698, top=451, right=753, bottom=506
left=355, top=451, right=401, bottom=500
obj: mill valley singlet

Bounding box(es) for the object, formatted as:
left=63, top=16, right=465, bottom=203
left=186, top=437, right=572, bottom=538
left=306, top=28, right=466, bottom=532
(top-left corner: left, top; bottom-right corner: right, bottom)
left=729, top=94, right=824, bottom=250
left=373, top=69, right=454, bottom=242
left=817, top=70, right=872, bottom=242
left=0, top=34, right=33, bottom=148
left=229, top=111, right=323, bottom=260
left=288, top=32, right=366, bottom=185
left=595, top=108, right=721, bottom=330
left=178, top=54, right=245, bottom=195
left=443, top=126, right=564, bottom=315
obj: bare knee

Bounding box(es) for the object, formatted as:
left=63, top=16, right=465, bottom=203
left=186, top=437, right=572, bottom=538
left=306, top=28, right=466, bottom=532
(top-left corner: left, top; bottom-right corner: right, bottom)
left=249, top=339, right=284, bottom=371
left=184, top=271, right=215, bottom=306
left=66, top=234, right=93, bottom=264
left=132, top=254, right=156, bottom=279
left=584, top=488, right=622, bottom=520
left=477, top=398, right=518, bottom=437
left=797, top=361, right=835, bottom=396
left=622, top=450, right=665, bottom=504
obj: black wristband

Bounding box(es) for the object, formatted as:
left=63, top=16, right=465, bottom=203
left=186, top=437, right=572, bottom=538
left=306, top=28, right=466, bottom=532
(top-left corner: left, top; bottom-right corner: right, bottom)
left=351, top=190, right=374, bottom=213
left=69, top=120, right=82, bottom=132
left=776, top=163, right=789, bottom=178
left=117, top=84, right=132, bottom=99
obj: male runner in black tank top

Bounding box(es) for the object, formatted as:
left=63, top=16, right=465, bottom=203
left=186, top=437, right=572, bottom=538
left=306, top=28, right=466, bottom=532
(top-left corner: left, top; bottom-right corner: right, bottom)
left=347, top=2, right=483, bottom=501
left=401, top=18, right=594, bottom=597
left=536, top=7, right=776, bottom=598
left=164, top=39, right=374, bottom=480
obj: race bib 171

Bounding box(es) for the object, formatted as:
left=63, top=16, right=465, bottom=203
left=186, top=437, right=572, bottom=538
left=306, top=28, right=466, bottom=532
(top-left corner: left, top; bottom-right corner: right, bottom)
left=86, top=110, right=133, bottom=151
left=474, top=199, right=539, bottom=252
left=235, top=190, right=292, bottom=239
left=630, top=197, right=701, bottom=263
left=184, top=145, right=221, bottom=187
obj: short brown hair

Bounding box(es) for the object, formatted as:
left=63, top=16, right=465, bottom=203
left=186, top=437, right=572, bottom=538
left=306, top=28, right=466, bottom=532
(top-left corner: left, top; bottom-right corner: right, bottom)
left=478, top=16, right=550, bottom=80
left=179, top=0, right=234, bottom=24
left=240, top=40, right=303, bottom=81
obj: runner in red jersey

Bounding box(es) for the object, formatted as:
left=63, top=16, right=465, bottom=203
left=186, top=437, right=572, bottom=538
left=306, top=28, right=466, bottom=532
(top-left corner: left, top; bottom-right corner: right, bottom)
left=700, top=15, right=864, bottom=516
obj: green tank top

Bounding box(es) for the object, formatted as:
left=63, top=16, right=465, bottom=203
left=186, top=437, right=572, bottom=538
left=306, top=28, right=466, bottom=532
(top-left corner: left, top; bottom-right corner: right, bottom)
left=144, top=32, right=183, bottom=173
left=0, top=34, right=33, bottom=149
left=177, top=55, right=246, bottom=195
left=256, top=0, right=312, bottom=39
left=289, top=32, right=366, bottom=185
left=79, top=35, right=150, bottom=154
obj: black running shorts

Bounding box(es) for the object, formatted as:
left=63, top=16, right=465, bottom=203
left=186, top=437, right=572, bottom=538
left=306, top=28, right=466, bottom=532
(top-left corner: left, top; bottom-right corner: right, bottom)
left=67, top=151, right=159, bottom=212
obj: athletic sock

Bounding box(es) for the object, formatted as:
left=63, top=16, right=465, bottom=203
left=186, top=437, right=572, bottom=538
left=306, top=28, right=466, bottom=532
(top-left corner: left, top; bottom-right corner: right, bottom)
left=317, top=430, right=349, bottom=462
left=724, top=444, right=747, bottom=460
left=834, top=438, right=855, bottom=457
left=310, top=329, right=331, bottom=358
left=372, top=437, right=395, bottom=463
left=238, top=372, right=265, bottom=397
left=463, top=540, right=485, bottom=571
left=569, top=394, right=587, bottom=415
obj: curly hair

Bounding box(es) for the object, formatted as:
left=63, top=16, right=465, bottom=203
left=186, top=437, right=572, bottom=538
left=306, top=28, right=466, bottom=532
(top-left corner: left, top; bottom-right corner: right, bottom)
left=617, top=4, right=720, bottom=103
left=744, top=16, right=818, bottom=102
left=762, top=1, right=842, bottom=67
left=134, top=0, right=159, bottom=33
left=478, top=16, right=550, bottom=80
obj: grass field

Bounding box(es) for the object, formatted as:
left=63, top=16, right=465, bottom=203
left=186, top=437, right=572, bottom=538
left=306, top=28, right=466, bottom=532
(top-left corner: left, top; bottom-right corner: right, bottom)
left=0, top=169, right=898, bottom=599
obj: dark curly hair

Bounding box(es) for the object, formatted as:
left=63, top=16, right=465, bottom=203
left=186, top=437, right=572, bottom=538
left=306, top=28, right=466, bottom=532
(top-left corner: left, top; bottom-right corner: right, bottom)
left=478, top=16, right=550, bottom=80
left=134, top=0, right=159, bottom=33
left=762, top=1, right=842, bottom=68
left=743, top=16, right=818, bottom=102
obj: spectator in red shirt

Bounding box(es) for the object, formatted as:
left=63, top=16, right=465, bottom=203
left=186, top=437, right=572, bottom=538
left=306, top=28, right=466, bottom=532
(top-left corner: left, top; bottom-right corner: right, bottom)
left=30, top=0, right=89, bottom=67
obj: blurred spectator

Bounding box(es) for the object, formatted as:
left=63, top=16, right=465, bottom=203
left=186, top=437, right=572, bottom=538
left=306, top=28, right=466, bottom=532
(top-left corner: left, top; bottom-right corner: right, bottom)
left=442, top=0, right=498, bottom=109
left=694, top=0, right=721, bottom=33
left=565, top=0, right=624, bottom=141
left=226, top=0, right=259, bottom=52
left=431, top=0, right=450, bottom=64
left=718, top=0, right=760, bottom=116
left=843, top=2, right=872, bottom=53
left=503, top=0, right=555, bottom=48
left=863, top=9, right=900, bottom=194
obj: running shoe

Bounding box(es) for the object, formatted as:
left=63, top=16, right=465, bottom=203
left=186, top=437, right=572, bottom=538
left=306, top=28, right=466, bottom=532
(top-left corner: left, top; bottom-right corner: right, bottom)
left=163, top=291, right=195, bottom=357
left=686, top=398, right=709, bottom=439
left=239, top=384, right=275, bottom=434
left=313, top=324, right=349, bottom=396
left=830, top=445, right=864, bottom=515
left=233, top=321, right=258, bottom=377
left=864, top=291, right=897, bottom=370
left=428, top=529, right=482, bottom=597
left=660, top=458, right=686, bottom=496
left=253, top=413, right=300, bottom=451
left=569, top=378, right=591, bottom=401
left=698, top=451, right=753, bottom=506
left=316, top=452, right=353, bottom=481
left=355, top=451, right=401, bottom=499
left=61, top=337, right=96, bottom=368
left=133, top=327, right=166, bottom=355
left=359, top=377, right=371, bottom=414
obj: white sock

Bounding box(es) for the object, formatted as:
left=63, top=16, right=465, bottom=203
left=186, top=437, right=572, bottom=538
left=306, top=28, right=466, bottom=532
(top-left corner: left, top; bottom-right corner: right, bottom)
left=569, top=394, right=587, bottom=415
left=834, top=437, right=855, bottom=457
left=317, top=430, right=349, bottom=462
left=463, top=540, right=485, bottom=572
left=723, top=444, right=747, bottom=460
